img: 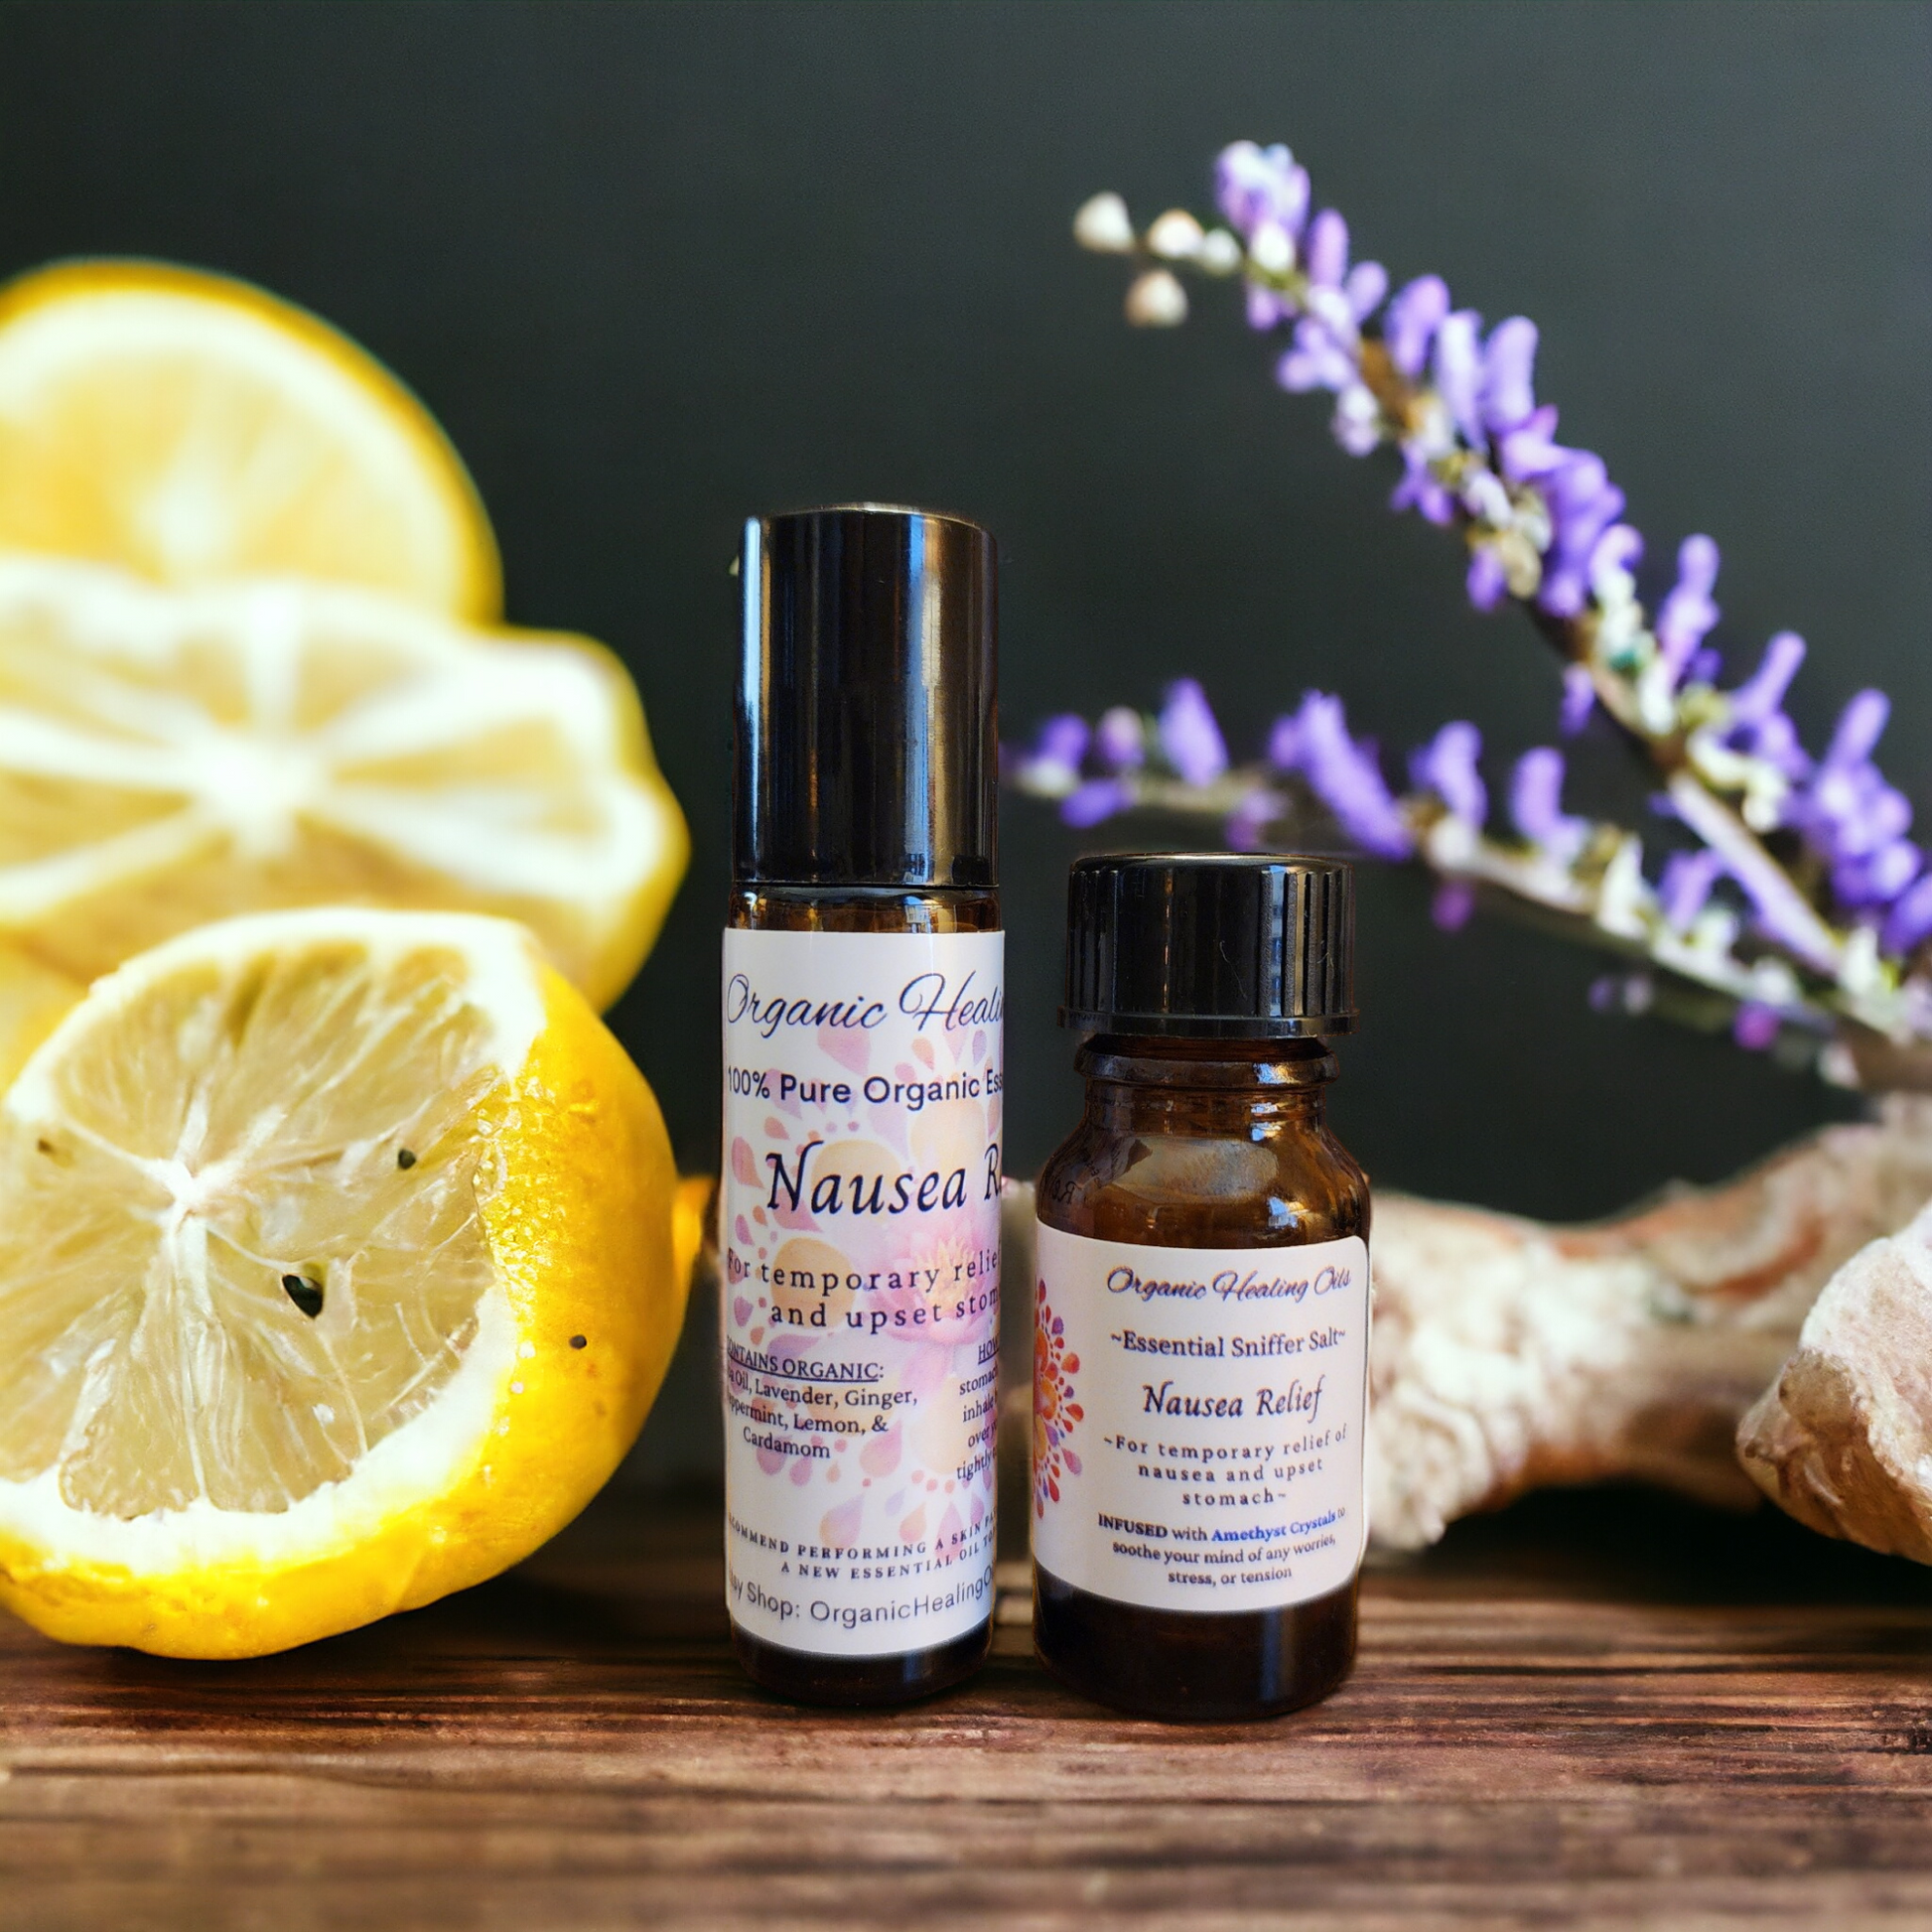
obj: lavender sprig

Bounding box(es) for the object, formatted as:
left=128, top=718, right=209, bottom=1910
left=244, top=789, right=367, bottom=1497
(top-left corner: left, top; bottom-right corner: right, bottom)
left=1017, top=684, right=1814, bottom=1054
left=1036, top=151, right=1932, bottom=1081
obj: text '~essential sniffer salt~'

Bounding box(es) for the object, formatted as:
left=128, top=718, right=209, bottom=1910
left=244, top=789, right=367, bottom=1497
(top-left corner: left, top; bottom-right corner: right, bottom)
left=1034, top=853, right=1368, bottom=1722
left=723, top=505, right=1001, bottom=1707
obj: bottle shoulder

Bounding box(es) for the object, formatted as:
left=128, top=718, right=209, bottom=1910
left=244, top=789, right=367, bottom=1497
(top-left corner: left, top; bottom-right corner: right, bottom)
left=1036, top=1116, right=1368, bottom=1249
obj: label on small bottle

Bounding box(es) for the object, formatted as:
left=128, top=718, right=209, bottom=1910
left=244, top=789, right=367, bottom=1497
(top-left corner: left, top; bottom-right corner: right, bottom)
left=1032, top=1224, right=1368, bottom=1612
left=720, top=927, right=1004, bottom=1655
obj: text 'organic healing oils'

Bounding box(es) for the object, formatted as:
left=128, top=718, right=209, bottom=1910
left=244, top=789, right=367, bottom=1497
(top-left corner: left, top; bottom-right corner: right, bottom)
left=721, top=504, right=1002, bottom=1706
left=1033, top=853, right=1369, bottom=1721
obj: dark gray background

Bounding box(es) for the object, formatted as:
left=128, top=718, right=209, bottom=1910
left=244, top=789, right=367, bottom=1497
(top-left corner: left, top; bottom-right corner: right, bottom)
left=2, top=0, right=1925, bottom=1227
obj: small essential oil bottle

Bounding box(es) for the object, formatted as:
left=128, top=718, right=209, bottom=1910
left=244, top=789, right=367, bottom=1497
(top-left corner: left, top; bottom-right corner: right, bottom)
left=722, top=505, right=1003, bottom=1706
left=1033, top=853, right=1368, bottom=1722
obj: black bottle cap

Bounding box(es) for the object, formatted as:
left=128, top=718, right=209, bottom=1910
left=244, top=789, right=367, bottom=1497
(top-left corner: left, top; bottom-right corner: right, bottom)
left=1061, top=853, right=1356, bottom=1037
left=735, top=504, right=998, bottom=890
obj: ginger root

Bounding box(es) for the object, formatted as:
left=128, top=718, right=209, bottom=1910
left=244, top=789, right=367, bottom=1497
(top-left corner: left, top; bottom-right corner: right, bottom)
left=998, top=1099, right=1932, bottom=1550
left=1368, top=1097, right=1932, bottom=1547
left=1736, top=1184, right=1932, bottom=1562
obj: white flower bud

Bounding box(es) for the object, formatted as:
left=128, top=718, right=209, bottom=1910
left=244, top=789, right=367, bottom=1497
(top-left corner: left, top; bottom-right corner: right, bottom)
left=1302, top=283, right=1355, bottom=338
left=1145, top=209, right=1204, bottom=260
left=1331, top=382, right=1381, bottom=457
left=1594, top=835, right=1649, bottom=941
left=1197, top=229, right=1243, bottom=276
left=1461, top=471, right=1512, bottom=527
left=1247, top=220, right=1296, bottom=276
left=1125, top=269, right=1189, bottom=328
left=1819, top=1039, right=1861, bottom=1089
left=1073, top=192, right=1136, bottom=253
left=1838, top=926, right=1883, bottom=998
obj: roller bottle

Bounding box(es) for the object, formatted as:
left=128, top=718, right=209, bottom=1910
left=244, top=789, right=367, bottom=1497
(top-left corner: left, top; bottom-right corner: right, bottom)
left=722, top=505, right=1002, bottom=1706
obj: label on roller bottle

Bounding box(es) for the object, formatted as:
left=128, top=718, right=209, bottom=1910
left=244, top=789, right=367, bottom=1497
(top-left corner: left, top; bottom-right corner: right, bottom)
left=719, top=927, right=1004, bottom=1655
left=1031, top=1225, right=1368, bottom=1612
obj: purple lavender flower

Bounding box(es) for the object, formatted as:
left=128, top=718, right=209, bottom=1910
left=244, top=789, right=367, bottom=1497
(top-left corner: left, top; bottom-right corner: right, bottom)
left=1304, top=209, right=1349, bottom=288
left=1509, top=748, right=1589, bottom=862
left=1019, top=714, right=1089, bottom=789
left=1216, top=142, right=1310, bottom=241
left=1094, top=705, right=1146, bottom=770
left=1656, top=536, right=1721, bottom=680
left=1345, top=259, right=1388, bottom=322
left=1280, top=691, right=1414, bottom=858
left=1721, top=631, right=1811, bottom=777
left=1588, top=522, right=1642, bottom=593
left=1277, top=318, right=1354, bottom=394
left=1480, top=318, right=1539, bottom=435
left=1384, top=275, right=1449, bottom=380
left=1787, top=690, right=1923, bottom=911
left=1432, top=311, right=1485, bottom=446
left=1246, top=284, right=1291, bottom=332
left=1276, top=218, right=1387, bottom=399
left=1391, top=443, right=1454, bottom=525
left=1410, top=721, right=1487, bottom=824
left=1826, top=689, right=1891, bottom=772
left=1158, top=679, right=1229, bottom=786
left=1061, top=776, right=1134, bottom=828
left=1884, top=872, right=1932, bottom=955
left=1466, top=547, right=1509, bottom=612
left=1052, top=139, right=1932, bottom=1058
left=1432, top=879, right=1476, bottom=930
left=1536, top=455, right=1626, bottom=619
left=1496, top=405, right=1564, bottom=486
left=1225, top=789, right=1281, bottom=851
left=1559, top=663, right=1596, bottom=737
left=1659, top=849, right=1725, bottom=930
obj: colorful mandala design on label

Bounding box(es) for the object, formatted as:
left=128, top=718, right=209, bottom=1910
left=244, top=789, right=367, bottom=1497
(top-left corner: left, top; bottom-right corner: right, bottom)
left=1033, top=1275, right=1083, bottom=1518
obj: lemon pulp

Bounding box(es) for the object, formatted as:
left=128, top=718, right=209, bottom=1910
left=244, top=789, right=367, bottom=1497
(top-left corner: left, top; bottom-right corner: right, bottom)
left=0, top=553, right=687, bottom=1007
left=0, top=909, right=683, bottom=1655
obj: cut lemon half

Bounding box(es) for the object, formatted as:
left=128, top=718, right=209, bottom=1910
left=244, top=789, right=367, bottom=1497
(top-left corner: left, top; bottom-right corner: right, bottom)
left=0, top=552, right=687, bottom=1009
left=0, top=946, right=80, bottom=1090
left=0, top=907, right=683, bottom=1658
left=0, top=259, right=499, bottom=620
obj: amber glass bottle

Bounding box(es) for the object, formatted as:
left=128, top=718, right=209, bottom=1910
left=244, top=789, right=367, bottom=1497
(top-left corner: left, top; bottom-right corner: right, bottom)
left=723, top=507, right=1002, bottom=1707
left=1033, top=854, right=1367, bottom=1722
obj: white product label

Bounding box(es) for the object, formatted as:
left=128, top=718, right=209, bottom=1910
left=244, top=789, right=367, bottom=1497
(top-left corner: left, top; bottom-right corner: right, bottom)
left=720, top=927, right=1004, bottom=1655
left=1031, top=1224, right=1368, bottom=1612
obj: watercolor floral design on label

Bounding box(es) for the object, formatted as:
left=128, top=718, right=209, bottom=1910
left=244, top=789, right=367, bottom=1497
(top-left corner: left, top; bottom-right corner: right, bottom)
left=1033, top=1276, right=1084, bottom=1517
left=721, top=928, right=1003, bottom=1655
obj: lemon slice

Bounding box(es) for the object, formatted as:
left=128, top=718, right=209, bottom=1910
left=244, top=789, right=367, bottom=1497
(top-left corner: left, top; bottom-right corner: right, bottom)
left=0, top=551, right=687, bottom=1009
left=0, top=259, right=499, bottom=620
left=0, top=907, right=683, bottom=1657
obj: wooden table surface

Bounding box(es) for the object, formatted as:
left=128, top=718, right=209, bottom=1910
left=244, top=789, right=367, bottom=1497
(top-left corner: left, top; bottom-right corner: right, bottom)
left=7, top=1482, right=1932, bottom=1930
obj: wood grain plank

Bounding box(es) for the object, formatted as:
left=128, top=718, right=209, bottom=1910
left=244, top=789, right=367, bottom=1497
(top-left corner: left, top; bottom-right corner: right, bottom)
left=7, top=1484, right=1932, bottom=1927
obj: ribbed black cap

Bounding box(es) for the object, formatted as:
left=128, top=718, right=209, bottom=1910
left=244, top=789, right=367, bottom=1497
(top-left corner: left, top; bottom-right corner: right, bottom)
left=1062, top=853, right=1356, bottom=1037
left=735, top=505, right=997, bottom=890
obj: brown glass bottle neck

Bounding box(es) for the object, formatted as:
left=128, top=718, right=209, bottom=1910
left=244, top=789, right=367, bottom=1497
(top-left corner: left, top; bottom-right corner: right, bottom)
left=1073, top=1033, right=1335, bottom=1136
